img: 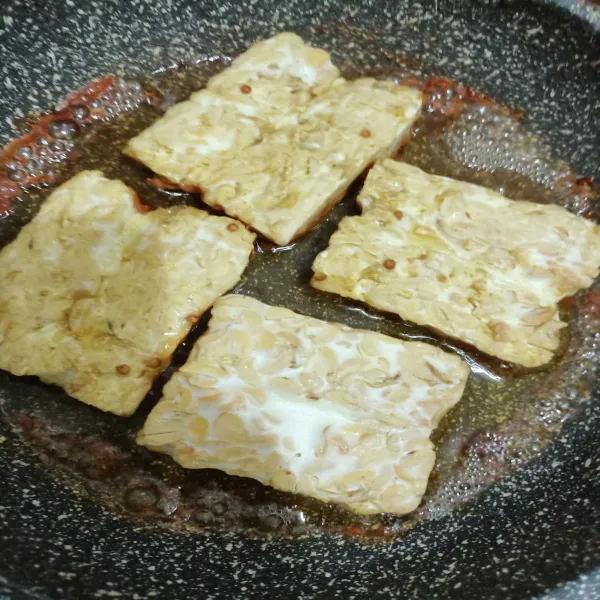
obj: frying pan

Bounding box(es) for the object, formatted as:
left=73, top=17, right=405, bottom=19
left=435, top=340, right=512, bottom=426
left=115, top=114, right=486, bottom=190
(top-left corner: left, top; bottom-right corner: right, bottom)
left=1, top=0, right=599, bottom=598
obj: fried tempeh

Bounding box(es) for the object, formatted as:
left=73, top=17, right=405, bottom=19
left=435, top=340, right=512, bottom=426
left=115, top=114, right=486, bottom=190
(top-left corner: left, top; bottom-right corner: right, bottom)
left=138, top=294, right=469, bottom=514
left=124, top=33, right=422, bottom=245
left=0, top=171, right=255, bottom=415
left=311, top=160, right=600, bottom=367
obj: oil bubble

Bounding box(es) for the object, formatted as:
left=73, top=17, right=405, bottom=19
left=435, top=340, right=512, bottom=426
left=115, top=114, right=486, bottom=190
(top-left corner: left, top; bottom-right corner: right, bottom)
left=48, top=119, right=78, bottom=140
left=71, top=105, right=90, bottom=121
left=16, top=146, right=33, bottom=159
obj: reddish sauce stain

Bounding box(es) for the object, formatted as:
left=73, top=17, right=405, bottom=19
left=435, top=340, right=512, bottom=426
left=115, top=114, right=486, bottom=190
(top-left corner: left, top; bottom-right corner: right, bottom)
left=580, top=290, right=600, bottom=318
left=557, top=174, right=599, bottom=221
left=0, top=76, right=117, bottom=211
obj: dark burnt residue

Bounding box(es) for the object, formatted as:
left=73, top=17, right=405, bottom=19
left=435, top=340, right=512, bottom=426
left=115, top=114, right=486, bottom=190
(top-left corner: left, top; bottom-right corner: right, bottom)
left=1, top=53, right=599, bottom=542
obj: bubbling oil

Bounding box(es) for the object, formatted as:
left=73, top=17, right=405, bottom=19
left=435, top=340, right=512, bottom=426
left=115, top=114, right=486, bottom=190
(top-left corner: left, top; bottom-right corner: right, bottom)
left=2, top=79, right=144, bottom=185
left=447, top=105, right=571, bottom=192
left=0, top=56, right=598, bottom=541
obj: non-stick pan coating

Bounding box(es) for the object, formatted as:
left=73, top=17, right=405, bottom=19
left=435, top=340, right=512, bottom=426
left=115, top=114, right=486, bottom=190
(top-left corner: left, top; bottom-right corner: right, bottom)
left=0, top=1, right=600, bottom=598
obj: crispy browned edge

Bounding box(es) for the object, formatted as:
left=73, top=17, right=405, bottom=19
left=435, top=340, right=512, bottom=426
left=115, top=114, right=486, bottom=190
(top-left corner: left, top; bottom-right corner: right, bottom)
left=132, top=128, right=415, bottom=246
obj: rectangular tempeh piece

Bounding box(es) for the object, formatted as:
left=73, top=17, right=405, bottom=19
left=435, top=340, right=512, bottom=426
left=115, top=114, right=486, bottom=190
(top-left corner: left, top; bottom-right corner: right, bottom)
left=124, top=33, right=422, bottom=245
left=0, top=171, right=255, bottom=415
left=311, top=160, right=600, bottom=367
left=137, top=294, right=469, bottom=515
left=124, top=33, right=340, bottom=187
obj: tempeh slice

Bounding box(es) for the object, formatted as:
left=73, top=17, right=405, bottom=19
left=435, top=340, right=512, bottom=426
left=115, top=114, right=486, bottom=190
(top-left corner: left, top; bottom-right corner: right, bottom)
left=0, top=171, right=255, bottom=415
left=124, top=33, right=422, bottom=245
left=138, top=294, right=469, bottom=514
left=311, top=160, right=600, bottom=367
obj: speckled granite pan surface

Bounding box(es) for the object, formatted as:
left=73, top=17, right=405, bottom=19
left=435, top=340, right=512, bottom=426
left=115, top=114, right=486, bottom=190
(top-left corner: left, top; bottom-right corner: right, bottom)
left=1, top=1, right=600, bottom=599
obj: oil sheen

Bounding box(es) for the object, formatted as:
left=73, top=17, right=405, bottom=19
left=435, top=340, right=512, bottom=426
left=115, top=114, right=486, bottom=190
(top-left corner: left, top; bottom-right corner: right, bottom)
left=0, top=56, right=598, bottom=541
